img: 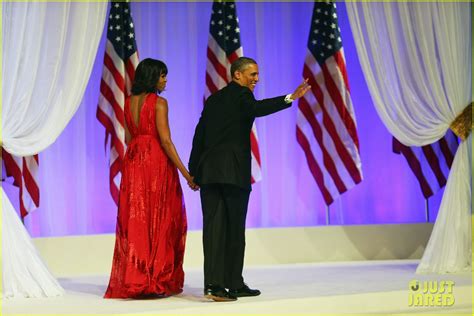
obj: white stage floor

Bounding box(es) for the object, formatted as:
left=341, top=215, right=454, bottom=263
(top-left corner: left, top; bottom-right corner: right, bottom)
left=3, top=260, right=471, bottom=315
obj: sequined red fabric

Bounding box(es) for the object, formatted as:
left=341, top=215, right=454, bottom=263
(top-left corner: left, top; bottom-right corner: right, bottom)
left=104, top=94, right=187, bottom=299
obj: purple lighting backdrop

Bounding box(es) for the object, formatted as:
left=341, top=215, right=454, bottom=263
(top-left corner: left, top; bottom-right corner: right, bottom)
left=4, top=2, right=444, bottom=238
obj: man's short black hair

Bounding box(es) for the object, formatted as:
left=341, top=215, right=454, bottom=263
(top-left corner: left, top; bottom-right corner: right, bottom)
left=230, top=57, right=257, bottom=79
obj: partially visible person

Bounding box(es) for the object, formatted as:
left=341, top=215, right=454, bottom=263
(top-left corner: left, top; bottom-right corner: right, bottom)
left=189, top=57, right=310, bottom=301
left=105, top=58, right=197, bottom=299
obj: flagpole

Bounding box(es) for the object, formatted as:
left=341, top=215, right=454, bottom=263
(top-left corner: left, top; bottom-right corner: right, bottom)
left=425, top=198, right=430, bottom=222
left=326, top=205, right=330, bottom=225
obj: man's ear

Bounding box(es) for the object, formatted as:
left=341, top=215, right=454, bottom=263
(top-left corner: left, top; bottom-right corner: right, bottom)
left=234, top=71, right=241, bottom=80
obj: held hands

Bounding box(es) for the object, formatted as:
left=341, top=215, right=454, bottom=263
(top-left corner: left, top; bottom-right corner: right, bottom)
left=290, top=78, right=311, bottom=101
left=186, top=175, right=200, bottom=191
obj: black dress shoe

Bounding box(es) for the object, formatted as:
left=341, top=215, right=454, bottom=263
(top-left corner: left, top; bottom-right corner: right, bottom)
left=228, top=283, right=261, bottom=297
left=204, top=284, right=237, bottom=302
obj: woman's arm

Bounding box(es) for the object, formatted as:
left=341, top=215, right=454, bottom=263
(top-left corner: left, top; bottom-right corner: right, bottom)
left=155, top=97, right=199, bottom=190
left=125, top=121, right=131, bottom=145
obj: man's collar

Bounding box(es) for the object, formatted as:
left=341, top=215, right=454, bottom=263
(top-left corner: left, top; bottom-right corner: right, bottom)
left=229, top=80, right=241, bottom=88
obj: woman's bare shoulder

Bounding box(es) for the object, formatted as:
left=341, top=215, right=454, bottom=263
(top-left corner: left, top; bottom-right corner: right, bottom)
left=156, top=95, right=168, bottom=108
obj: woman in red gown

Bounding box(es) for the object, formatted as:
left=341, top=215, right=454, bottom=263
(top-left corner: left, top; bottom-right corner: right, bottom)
left=104, top=59, right=198, bottom=299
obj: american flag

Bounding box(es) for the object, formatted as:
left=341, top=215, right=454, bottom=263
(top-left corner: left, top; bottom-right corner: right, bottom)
left=2, top=150, right=40, bottom=219
left=205, top=0, right=262, bottom=183
left=96, top=1, right=139, bottom=204
left=393, top=132, right=458, bottom=198
left=296, top=1, right=363, bottom=205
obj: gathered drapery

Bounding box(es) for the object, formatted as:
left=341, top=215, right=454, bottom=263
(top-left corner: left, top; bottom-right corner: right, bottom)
left=2, top=1, right=107, bottom=156
left=1, top=1, right=107, bottom=297
left=347, top=1, right=471, bottom=273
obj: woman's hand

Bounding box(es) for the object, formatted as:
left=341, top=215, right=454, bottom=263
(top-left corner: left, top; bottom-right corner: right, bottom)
left=186, top=175, right=200, bottom=191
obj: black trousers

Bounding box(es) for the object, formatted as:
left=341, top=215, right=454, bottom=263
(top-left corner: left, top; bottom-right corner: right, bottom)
left=200, top=183, right=250, bottom=289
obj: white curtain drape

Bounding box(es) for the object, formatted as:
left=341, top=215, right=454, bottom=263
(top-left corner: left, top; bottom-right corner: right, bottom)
left=1, top=186, right=65, bottom=298
left=2, top=1, right=107, bottom=156
left=1, top=1, right=107, bottom=297
left=346, top=2, right=471, bottom=273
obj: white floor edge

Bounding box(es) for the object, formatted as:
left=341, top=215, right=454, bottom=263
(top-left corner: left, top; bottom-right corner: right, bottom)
left=3, top=260, right=472, bottom=315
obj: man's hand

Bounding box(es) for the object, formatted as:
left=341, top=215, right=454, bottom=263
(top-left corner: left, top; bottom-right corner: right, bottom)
left=290, top=78, right=311, bottom=100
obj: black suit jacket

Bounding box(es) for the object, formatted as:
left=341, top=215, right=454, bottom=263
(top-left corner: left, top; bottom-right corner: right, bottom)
left=189, top=81, right=291, bottom=190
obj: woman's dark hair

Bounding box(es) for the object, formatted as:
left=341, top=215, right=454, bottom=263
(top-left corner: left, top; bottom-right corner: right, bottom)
left=131, top=58, right=168, bottom=95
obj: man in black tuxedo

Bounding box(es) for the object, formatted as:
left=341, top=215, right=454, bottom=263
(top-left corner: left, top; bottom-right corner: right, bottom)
left=189, top=57, right=310, bottom=302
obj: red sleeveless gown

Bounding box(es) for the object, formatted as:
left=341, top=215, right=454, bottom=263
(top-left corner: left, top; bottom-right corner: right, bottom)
left=104, top=93, right=187, bottom=298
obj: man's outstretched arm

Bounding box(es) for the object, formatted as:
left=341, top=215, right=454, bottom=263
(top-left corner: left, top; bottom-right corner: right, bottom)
left=242, top=79, right=310, bottom=117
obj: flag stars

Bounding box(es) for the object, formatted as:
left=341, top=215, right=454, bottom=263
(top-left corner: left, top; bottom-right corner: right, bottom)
left=314, top=29, right=319, bottom=34
left=327, top=44, right=332, bottom=49
left=338, top=37, right=342, bottom=42
left=115, top=14, right=120, bottom=19
left=125, top=9, right=129, bottom=13
left=329, top=33, right=335, bottom=39
left=312, top=39, right=317, bottom=45
left=115, top=36, right=121, bottom=42
left=116, top=25, right=121, bottom=30
left=209, top=3, right=241, bottom=50
left=114, top=3, right=119, bottom=8
left=130, top=22, right=134, bottom=28
left=128, top=33, right=134, bottom=38
left=109, top=25, right=114, bottom=30
left=127, top=44, right=133, bottom=50
left=333, top=13, right=337, bottom=18
left=331, top=23, right=336, bottom=29
left=315, top=19, right=320, bottom=24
